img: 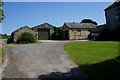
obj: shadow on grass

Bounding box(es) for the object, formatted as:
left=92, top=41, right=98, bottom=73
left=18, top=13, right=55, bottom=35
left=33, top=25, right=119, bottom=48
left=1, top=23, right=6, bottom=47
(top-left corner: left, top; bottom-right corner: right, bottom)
left=80, top=56, right=120, bottom=80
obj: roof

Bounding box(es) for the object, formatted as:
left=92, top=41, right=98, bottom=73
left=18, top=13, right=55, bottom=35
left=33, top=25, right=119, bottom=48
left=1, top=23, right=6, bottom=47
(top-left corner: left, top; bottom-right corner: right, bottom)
left=92, top=24, right=106, bottom=32
left=105, top=1, right=120, bottom=10
left=64, top=23, right=97, bottom=29
left=12, top=26, right=30, bottom=34
left=31, top=23, right=56, bottom=29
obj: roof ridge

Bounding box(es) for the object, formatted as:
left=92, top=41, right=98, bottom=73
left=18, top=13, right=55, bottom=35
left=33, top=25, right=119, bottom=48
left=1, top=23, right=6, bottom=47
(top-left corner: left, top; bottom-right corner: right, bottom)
left=31, top=23, right=56, bottom=29
left=12, top=26, right=31, bottom=34
left=105, top=1, right=120, bottom=10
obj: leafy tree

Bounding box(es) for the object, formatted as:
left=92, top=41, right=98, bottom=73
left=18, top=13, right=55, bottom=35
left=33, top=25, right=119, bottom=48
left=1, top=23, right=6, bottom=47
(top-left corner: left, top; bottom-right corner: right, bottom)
left=81, top=19, right=97, bottom=25
left=0, top=0, right=4, bottom=23
left=2, top=34, right=10, bottom=39
left=51, top=27, right=62, bottom=40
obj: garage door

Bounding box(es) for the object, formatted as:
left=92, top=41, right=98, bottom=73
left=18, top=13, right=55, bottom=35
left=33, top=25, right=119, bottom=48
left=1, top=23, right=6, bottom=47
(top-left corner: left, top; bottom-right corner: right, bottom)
left=38, top=29, right=50, bottom=40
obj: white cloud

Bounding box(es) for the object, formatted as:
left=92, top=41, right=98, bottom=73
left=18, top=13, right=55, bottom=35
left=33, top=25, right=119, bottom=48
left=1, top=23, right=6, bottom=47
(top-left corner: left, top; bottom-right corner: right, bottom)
left=3, top=0, right=115, bottom=2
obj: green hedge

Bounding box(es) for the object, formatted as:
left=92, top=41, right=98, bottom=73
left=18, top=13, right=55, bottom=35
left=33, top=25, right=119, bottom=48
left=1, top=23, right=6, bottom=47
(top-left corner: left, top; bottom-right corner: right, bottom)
left=7, top=37, right=14, bottom=44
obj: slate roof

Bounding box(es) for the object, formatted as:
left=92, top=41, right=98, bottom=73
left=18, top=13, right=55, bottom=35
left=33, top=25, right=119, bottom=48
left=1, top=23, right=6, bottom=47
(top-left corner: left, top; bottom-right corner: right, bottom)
left=64, top=23, right=97, bottom=29
left=11, top=26, right=30, bottom=34
left=31, top=23, right=56, bottom=29
left=92, top=24, right=106, bottom=32
left=105, top=1, right=120, bottom=10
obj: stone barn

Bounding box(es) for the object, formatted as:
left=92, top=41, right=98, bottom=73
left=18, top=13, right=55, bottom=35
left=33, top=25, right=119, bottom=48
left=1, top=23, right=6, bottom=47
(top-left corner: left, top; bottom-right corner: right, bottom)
left=11, top=26, right=36, bottom=43
left=62, top=22, right=97, bottom=40
left=31, top=23, right=55, bottom=40
left=105, top=1, right=120, bottom=31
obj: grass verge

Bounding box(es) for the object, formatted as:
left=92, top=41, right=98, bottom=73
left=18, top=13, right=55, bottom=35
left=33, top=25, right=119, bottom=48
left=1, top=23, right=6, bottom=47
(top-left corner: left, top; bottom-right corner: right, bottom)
left=0, top=47, right=5, bottom=64
left=0, top=47, right=2, bottom=57
left=63, top=41, right=119, bottom=80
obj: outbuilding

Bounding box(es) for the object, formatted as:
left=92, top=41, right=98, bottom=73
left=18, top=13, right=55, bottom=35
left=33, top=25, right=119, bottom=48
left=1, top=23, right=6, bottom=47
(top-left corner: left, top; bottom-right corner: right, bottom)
left=11, top=26, right=37, bottom=43
left=62, top=22, right=97, bottom=40
left=31, top=23, right=55, bottom=40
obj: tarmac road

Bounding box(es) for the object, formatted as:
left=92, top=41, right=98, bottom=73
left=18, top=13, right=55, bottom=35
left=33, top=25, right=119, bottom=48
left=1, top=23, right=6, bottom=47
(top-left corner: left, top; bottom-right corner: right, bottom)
left=2, top=41, right=87, bottom=79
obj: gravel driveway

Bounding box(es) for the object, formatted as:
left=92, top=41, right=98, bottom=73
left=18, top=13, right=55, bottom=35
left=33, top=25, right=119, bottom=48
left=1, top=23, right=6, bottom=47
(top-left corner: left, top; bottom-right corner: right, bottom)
left=2, top=41, right=87, bottom=79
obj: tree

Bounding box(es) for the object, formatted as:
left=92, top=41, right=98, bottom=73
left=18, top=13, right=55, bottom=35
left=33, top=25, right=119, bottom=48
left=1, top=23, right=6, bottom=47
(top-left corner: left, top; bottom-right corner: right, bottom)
left=0, top=0, right=4, bottom=23
left=51, top=27, right=62, bottom=40
left=81, top=19, right=97, bottom=25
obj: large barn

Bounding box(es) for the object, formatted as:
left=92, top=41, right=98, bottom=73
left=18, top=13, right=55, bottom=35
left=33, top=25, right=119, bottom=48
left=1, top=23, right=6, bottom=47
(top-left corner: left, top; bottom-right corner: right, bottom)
left=31, top=23, right=55, bottom=40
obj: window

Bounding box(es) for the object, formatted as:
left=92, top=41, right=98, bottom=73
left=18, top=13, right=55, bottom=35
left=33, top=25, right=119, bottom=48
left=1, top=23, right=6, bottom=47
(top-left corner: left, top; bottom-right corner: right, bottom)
left=115, top=8, right=120, bottom=14
left=77, top=30, right=81, bottom=36
left=45, top=25, right=48, bottom=27
left=88, top=30, right=91, bottom=32
left=115, top=8, right=120, bottom=20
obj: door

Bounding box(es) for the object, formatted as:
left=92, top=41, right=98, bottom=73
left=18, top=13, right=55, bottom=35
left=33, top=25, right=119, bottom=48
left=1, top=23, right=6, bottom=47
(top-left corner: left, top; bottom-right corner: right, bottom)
left=38, top=29, right=50, bottom=40
left=65, top=30, right=69, bottom=40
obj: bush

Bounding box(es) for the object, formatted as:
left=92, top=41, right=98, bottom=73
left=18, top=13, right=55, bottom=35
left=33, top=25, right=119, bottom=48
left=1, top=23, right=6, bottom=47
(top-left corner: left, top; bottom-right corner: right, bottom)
left=51, top=27, right=62, bottom=40
left=16, top=32, right=36, bottom=44
left=7, top=37, right=14, bottom=44
left=2, top=34, right=10, bottom=39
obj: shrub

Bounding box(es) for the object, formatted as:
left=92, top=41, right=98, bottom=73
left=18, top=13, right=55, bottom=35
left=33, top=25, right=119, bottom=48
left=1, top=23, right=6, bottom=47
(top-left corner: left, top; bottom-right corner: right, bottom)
left=7, top=37, right=14, bottom=44
left=51, top=27, right=62, bottom=40
left=16, top=32, right=36, bottom=44
left=2, top=34, right=10, bottom=39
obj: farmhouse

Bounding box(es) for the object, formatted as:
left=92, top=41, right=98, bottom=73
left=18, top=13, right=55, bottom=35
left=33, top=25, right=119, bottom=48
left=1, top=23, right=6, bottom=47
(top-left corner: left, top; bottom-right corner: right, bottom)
left=31, top=23, right=55, bottom=40
left=62, top=22, right=97, bottom=40
left=105, top=1, right=120, bottom=31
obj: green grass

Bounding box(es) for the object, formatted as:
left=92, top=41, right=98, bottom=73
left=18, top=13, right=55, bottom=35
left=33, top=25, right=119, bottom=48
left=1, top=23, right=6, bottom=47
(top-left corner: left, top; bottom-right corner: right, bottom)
left=64, top=41, right=119, bottom=79
left=0, top=47, right=2, bottom=64
left=4, top=39, right=7, bottom=43
left=64, top=41, right=118, bottom=65
left=0, top=47, right=2, bottom=57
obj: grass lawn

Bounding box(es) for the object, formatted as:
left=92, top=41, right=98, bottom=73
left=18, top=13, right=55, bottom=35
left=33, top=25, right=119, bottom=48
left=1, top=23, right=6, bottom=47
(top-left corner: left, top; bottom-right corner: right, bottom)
left=64, top=41, right=120, bottom=79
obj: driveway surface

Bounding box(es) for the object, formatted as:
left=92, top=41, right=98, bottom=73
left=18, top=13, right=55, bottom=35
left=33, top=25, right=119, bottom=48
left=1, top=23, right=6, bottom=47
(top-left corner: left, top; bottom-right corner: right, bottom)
left=2, top=41, right=87, bottom=79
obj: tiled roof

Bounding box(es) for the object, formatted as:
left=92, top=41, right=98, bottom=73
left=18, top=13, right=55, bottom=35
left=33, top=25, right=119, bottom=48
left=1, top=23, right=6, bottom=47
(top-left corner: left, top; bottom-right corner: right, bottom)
left=31, top=23, right=56, bottom=29
left=12, top=26, right=30, bottom=34
left=92, top=24, right=106, bottom=32
left=65, top=23, right=97, bottom=29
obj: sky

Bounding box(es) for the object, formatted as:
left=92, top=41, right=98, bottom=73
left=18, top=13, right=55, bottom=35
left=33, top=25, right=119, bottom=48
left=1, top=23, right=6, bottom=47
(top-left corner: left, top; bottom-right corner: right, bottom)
left=1, top=2, right=113, bottom=35
left=2, top=0, right=115, bottom=2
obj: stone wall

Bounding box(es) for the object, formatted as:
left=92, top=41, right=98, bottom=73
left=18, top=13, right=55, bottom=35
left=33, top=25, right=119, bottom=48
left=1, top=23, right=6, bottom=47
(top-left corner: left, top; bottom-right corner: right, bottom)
left=61, top=24, right=69, bottom=40
left=105, top=6, right=120, bottom=31
left=62, top=24, right=92, bottom=40
left=11, top=26, right=36, bottom=42
left=69, top=29, right=91, bottom=40
left=32, top=23, right=54, bottom=39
